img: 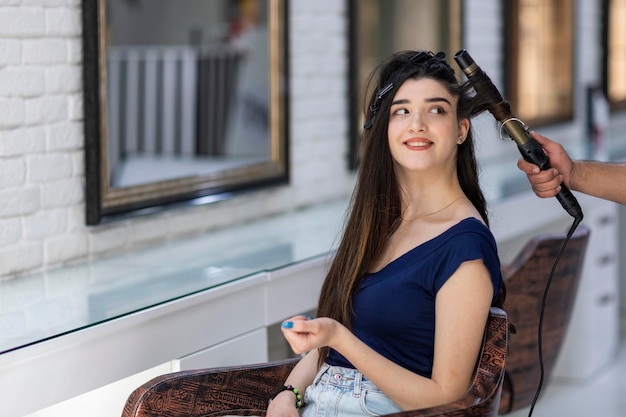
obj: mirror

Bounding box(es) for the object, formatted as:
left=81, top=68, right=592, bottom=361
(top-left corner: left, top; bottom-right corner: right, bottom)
left=348, top=0, right=463, bottom=168
left=82, top=0, right=288, bottom=225
left=504, top=0, right=574, bottom=126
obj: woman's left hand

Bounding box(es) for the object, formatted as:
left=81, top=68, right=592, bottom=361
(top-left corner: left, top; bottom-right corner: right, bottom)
left=280, top=316, right=343, bottom=354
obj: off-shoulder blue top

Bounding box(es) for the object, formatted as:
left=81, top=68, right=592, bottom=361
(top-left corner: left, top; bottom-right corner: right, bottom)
left=326, top=217, right=503, bottom=378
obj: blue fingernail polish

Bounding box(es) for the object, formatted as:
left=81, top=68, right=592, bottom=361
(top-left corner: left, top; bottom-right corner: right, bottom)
left=282, top=321, right=293, bottom=329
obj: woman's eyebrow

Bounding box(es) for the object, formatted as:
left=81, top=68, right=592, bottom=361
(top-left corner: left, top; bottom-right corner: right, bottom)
left=425, top=97, right=452, bottom=105
left=391, top=98, right=409, bottom=106
left=391, top=97, right=452, bottom=106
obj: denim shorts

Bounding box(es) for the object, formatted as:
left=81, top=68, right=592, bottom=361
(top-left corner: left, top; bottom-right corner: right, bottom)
left=300, top=364, right=402, bottom=417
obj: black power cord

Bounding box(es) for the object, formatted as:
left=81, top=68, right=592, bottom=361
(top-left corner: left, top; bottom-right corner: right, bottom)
left=527, top=217, right=583, bottom=417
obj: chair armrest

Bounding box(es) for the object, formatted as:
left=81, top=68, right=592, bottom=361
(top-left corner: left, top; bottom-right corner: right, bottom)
left=122, top=358, right=300, bottom=417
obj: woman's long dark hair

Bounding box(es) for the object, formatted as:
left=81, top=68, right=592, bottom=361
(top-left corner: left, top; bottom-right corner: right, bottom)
left=316, top=51, right=502, bottom=366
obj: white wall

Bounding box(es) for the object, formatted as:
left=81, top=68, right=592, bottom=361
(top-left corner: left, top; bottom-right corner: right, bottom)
left=0, top=0, right=354, bottom=280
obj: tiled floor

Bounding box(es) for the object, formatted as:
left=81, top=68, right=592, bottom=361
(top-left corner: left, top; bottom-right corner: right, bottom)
left=507, top=340, right=626, bottom=417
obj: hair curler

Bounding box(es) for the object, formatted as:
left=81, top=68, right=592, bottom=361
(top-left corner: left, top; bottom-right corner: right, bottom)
left=454, top=49, right=583, bottom=223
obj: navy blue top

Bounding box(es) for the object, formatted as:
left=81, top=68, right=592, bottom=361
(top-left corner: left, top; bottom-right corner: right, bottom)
left=326, top=218, right=503, bottom=378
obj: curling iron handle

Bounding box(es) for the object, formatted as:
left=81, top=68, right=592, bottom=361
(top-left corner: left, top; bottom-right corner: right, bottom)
left=518, top=139, right=584, bottom=221
left=517, top=138, right=550, bottom=170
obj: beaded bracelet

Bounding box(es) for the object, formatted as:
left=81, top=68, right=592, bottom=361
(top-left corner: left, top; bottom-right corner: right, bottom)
left=270, top=384, right=305, bottom=409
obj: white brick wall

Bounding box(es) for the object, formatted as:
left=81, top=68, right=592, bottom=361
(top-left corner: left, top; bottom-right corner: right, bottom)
left=0, top=0, right=354, bottom=279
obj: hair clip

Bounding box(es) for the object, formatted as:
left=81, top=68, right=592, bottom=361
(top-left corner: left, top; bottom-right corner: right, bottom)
left=410, top=50, right=434, bottom=63
left=364, top=82, right=394, bottom=130
left=409, top=50, right=446, bottom=65
left=369, top=82, right=394, bottom=113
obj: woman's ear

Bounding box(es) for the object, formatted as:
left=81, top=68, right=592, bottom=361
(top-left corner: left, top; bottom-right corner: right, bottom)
left=457, top=118, right=470, bottom=144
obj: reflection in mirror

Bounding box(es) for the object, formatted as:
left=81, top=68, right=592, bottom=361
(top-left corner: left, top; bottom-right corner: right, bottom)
left=82, top=0, right=288, bottom=224
left=606, top=0, right=626, bottom=109
left=348, top=0, right=462, bottom=168
left=505, top=0, right=573, bottom=126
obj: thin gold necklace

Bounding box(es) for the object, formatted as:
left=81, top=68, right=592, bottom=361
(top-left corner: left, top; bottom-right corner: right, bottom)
left=401, top=195, right=466, bottom=222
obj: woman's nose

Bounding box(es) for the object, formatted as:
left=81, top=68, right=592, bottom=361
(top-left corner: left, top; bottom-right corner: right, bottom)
left=409, top=112, right=426, bottom=132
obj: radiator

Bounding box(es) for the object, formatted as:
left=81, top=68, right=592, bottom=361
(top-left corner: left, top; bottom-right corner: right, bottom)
left=106, top=45, right=243, bottom=182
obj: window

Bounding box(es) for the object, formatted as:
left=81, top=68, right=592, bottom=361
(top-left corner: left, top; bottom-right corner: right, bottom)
left=505, top=0, right=574, bottom=126
left=348, top=0, right=462, bottom=168
left=604, top=0, right=626, bottom=109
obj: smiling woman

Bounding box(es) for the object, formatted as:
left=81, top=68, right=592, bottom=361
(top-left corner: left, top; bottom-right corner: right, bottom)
left=82, top=0, right=289, bottom=224
left=266, top=50, right=504, bottom=416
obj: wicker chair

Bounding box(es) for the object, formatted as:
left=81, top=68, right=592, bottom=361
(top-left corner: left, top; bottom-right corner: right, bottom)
left=122, top=307, right=508, bottom=417
left=498, top=225, right=590, bottom=414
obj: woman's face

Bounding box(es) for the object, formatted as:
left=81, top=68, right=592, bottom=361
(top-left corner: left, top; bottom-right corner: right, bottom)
left=387, top=77, right=469, bottom=175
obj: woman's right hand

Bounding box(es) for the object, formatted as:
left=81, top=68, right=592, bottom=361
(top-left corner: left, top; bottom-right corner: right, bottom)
left=266, top=390, right=301, bottom=417
left=281, top=316, right=344, bottom=354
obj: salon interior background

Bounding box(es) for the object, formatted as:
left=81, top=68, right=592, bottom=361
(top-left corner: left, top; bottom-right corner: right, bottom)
left=0, top=0, right=625, bottom=415
left=1, top=0, right=624, bottom=280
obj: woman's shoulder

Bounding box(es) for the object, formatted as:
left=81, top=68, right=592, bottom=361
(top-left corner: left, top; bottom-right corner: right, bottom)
left=421, top=216, right=497, bottom=258
left=442, top=217, right=494, bottom=241
left=442, top=197, right=491, bottom=234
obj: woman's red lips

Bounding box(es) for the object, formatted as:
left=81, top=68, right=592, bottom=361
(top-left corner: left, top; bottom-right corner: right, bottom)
left=404, top=138, right=433, bottom=148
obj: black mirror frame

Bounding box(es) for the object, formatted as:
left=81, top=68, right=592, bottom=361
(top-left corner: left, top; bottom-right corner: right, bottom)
left=82, top=0, right=289, bottom=225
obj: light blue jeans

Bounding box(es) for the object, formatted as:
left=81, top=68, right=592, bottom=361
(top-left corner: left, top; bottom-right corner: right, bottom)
left=300, top=364, right=402, bottom=417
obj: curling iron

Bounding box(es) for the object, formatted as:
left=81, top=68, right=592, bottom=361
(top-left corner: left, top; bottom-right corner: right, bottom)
left=454, top=49, right=583, bottom=223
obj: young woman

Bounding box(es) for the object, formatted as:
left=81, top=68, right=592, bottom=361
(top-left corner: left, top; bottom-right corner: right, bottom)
left=267, top=50, right=504, bottom=417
